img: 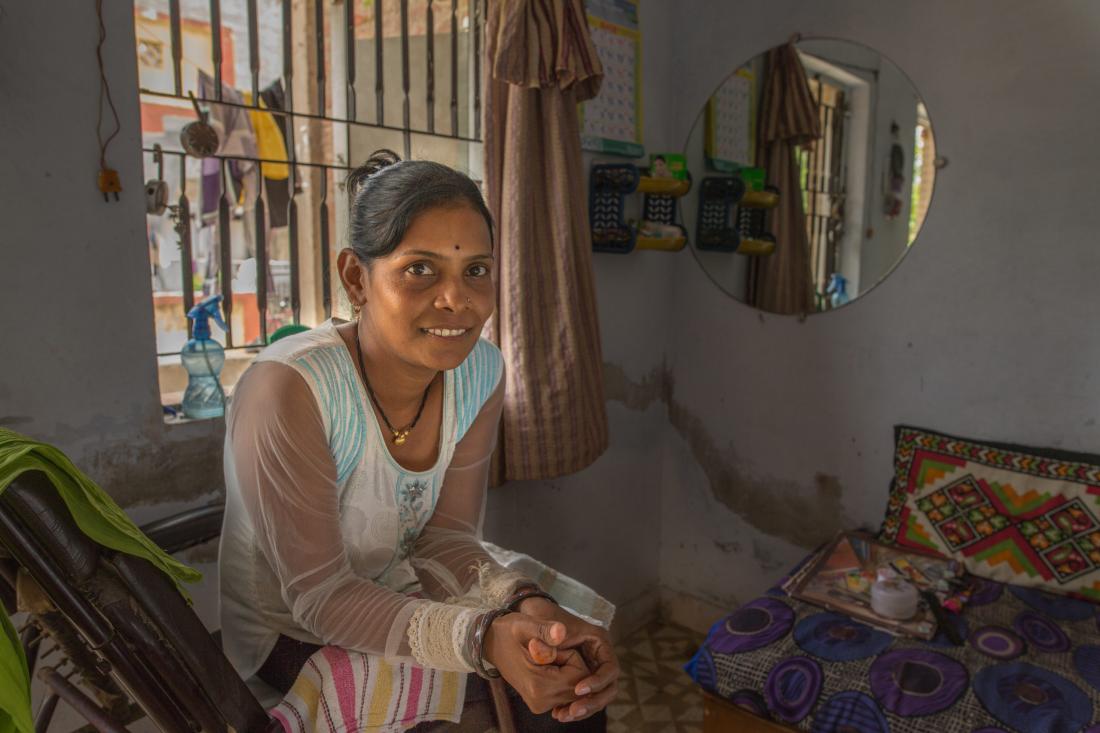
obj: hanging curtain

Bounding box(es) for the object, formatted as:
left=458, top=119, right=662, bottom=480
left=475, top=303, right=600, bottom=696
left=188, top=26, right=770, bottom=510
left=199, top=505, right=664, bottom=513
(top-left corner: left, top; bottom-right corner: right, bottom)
left=748, top=41, right=821, bottom=315
left=483, top=0, right=608, bottom=481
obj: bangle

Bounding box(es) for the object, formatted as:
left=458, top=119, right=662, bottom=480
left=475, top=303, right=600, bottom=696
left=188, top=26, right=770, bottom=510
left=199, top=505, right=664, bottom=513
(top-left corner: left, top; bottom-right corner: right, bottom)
left=472, top=607, right=512, bottom=679
left=504, top=586, right=557, bottom=612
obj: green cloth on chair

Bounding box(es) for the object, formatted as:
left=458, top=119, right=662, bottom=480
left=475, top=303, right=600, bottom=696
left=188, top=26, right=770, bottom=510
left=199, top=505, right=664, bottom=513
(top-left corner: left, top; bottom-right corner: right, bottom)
left=0, top=608, right=31, bottom=733
left=0, top=428, right=203, bottom=733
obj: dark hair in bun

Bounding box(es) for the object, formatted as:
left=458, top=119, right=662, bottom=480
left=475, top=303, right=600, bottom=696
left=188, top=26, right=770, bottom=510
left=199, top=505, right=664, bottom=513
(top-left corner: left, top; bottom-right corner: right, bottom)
left=345, top=149, right=494, bottom=262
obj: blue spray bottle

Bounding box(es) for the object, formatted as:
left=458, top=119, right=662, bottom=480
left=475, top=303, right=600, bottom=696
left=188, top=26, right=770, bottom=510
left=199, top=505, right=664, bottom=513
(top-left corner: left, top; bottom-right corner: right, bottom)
left=826, top=273, right=850, bottom=308
left=182, top=294, right=228, bottom=419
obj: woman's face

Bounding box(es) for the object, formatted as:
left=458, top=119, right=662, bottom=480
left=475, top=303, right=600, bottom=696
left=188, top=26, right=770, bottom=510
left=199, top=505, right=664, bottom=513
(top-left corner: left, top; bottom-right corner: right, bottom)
left=355, top=204, right=495, bottom=372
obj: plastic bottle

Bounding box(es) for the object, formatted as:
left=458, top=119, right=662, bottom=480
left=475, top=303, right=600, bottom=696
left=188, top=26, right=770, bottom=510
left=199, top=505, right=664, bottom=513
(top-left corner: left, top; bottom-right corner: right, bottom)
left=181, top=294, right=228, bottom=419
left=826, top=273, right=850, bottom=308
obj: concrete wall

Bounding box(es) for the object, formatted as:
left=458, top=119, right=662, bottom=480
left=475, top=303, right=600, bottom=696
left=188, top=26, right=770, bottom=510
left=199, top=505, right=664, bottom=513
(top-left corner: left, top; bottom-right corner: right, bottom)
left=0, top=0, right=227, bottom=514
left=658, top=0, right=1100, bottom=628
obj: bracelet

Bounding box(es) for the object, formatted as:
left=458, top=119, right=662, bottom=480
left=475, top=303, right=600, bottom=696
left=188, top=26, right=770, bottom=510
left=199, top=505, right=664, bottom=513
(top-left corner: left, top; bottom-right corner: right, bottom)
left=504, top=586, right=557, bottom=612
left=471, top=607, right=512, bottom=679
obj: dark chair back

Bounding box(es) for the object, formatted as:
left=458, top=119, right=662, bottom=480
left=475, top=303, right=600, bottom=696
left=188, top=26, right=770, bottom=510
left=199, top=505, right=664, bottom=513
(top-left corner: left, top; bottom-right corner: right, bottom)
left=0, top=469, right=277, bottom=733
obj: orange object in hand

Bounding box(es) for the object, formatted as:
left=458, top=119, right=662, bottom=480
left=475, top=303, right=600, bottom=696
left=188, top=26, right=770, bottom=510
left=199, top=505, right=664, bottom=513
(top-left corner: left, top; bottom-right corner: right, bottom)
left=528, top=638, right=557, bottom=665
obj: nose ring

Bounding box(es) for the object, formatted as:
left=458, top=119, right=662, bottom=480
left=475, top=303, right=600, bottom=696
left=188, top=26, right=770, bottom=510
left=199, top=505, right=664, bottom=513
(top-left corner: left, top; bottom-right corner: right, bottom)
left=466, top=297, right=471, bottom=304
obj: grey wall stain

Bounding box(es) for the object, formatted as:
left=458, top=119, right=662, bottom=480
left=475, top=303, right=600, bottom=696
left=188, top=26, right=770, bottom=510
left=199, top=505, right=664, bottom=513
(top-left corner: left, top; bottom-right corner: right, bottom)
left=48, top=416, right=227, bottom=508
left=604, top=361, right=848, bottom=549
left=87, top=431, right=225, bottom=507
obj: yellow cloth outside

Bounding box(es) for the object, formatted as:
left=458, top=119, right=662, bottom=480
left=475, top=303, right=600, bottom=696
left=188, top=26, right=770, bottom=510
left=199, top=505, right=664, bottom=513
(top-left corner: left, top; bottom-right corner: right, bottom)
left=244, top=93, right=289, bottom=181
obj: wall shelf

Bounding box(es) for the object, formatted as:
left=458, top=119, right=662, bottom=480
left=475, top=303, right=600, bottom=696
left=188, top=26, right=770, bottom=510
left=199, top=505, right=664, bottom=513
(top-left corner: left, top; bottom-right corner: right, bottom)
left=695, top=175, right=779, bottom=255
left=590, top=163, right=691, bottom=254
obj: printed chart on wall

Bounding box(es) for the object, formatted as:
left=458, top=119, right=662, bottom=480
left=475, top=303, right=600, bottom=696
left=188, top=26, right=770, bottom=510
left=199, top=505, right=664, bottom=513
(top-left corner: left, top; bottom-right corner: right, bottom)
left=705, top=67, right=755, bottom=172
left=581, top=0, right=643, bottom=158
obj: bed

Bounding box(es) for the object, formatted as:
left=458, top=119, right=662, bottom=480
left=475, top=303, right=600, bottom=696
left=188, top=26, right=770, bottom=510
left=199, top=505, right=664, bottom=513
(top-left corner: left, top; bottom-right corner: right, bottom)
left=685, top=426, right=1100, bottom=732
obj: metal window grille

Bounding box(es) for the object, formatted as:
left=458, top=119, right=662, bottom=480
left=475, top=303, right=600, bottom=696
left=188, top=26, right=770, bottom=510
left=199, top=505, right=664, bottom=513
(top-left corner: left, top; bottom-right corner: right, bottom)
left=134, top=0, right=484, bottom=362
left=798, top=75, right=848, bottom=309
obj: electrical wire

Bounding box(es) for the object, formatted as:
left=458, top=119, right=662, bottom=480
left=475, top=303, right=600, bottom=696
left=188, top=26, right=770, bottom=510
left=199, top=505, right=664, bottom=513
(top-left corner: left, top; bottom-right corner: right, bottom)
left=95, top=0, right=122, bottom=172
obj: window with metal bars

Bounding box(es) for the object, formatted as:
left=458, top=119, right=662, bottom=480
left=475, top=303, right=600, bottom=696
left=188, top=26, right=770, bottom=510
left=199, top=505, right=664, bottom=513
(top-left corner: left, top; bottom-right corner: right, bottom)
left=133, top=0, right=484, bottom=407
left=798, top=75, right=848, bottom=311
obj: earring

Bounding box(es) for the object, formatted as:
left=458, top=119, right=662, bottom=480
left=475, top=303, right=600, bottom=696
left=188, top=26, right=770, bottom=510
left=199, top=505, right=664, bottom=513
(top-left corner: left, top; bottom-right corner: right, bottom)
left=351, top=300, right=362, bottom=317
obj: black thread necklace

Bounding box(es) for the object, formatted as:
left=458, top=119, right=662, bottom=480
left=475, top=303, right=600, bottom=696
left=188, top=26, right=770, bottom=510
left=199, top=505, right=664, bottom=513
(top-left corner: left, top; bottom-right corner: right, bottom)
left=355, top=324, right=434, bottom=446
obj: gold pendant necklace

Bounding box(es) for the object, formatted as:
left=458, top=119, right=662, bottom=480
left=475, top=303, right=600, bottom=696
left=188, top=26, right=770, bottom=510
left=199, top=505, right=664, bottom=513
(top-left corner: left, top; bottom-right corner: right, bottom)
left=355, top=324, right=434, bottom=445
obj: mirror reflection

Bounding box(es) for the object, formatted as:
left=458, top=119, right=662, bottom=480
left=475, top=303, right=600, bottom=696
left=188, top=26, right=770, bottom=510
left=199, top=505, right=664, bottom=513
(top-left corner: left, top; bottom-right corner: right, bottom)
left=681, top=39, right=937, bottom=314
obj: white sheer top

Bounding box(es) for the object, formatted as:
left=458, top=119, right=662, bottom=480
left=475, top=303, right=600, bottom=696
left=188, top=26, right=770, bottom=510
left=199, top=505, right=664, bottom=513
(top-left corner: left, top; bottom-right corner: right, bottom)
left=219, top=319, right=508, bottom=679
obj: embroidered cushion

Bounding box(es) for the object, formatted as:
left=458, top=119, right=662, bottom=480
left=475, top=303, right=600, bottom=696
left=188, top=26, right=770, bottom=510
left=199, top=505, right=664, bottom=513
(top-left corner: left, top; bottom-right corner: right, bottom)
left=880, top=425, right=1100, bottom=601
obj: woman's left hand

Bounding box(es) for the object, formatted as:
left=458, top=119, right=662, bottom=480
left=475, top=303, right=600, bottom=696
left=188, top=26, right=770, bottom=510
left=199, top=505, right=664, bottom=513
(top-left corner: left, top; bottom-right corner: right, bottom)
left=519, top=597, right=620, bottom=723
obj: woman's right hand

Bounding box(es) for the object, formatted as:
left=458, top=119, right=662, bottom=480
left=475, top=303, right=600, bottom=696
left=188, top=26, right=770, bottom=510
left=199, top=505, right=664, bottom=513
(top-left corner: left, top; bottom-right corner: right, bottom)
left=482, top=613, right=590, bottom=714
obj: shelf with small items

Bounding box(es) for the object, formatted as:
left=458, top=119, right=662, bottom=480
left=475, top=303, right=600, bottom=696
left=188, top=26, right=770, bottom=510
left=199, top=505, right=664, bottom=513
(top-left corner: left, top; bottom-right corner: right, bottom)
left=589, top=163, right=692, bottom=254
left=695, top=174, right=780, bottom=256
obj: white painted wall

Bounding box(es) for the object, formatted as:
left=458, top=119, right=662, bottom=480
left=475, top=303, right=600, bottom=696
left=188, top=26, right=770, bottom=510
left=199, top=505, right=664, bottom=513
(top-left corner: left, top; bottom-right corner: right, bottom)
left=659, top=0, right=1100, bottom=621
left=0, top=0, right=227, bottom=510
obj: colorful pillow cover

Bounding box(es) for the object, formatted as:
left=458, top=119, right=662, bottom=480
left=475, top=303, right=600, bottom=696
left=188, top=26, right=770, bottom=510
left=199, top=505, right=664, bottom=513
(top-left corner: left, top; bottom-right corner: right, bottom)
left=880, top=425, right=1100, bottom=601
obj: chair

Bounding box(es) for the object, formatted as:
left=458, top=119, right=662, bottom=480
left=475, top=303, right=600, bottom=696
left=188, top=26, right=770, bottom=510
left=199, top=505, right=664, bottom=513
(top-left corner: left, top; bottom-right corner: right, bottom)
left=0, top=468, right=279, bottom=733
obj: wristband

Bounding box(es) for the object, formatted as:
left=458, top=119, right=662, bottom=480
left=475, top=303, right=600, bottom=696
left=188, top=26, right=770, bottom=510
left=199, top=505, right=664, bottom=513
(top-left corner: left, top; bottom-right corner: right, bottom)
left=505, top=586, right=557, bottom=612
left=472, top=607, right=513, bottom=679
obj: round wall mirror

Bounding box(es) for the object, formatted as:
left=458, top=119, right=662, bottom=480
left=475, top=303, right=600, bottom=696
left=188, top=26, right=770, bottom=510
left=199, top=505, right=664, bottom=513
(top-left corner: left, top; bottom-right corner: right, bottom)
left=680, top=38, right=938, bottom=314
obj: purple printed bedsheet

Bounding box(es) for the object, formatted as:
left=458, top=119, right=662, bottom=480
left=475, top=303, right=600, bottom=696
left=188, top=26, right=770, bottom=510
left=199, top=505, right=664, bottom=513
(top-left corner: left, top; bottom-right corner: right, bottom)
left=686, top=571, right=1100, bottom=732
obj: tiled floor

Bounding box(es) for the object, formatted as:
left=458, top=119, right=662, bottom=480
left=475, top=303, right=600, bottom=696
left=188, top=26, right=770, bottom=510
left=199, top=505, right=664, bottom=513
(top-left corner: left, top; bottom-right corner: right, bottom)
left=607, top=622, right=706, bottom=733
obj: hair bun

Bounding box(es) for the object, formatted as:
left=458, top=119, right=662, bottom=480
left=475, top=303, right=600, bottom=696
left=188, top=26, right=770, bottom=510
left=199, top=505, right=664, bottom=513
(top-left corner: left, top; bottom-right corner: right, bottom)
left=346, top=149, right=402, bottom=197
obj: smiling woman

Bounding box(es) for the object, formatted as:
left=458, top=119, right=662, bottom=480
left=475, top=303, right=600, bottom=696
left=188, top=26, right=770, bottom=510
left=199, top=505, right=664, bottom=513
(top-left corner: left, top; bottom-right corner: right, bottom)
left=218, top=151, right=617, bottom=732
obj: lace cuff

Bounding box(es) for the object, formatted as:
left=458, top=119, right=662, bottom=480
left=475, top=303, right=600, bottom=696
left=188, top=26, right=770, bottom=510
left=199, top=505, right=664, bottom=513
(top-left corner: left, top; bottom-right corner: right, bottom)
left=406, top=602, right=481, bottom=672
left=476, top=561, right=534, bottom=608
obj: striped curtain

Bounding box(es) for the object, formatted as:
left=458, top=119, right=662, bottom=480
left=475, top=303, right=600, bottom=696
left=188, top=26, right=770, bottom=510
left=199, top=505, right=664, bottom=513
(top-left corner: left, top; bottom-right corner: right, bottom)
left=483, top=0, right=609, bottom=481
left=748, top=42, right=821, bottom=315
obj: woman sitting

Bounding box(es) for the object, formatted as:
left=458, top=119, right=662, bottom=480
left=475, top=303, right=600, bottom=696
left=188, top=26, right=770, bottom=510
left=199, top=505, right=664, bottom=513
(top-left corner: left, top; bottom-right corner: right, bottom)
left=218, top=150, right=618, bottom=731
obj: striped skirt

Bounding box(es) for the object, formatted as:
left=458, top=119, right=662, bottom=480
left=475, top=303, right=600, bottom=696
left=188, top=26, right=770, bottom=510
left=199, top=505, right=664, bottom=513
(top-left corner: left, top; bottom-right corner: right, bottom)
left=270, top=647, right=466, bottom=732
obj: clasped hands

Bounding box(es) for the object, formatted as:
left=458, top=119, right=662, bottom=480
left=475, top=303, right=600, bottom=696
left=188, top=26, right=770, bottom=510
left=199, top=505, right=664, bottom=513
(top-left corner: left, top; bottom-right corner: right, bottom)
left=484, top=597, right=619, bottom=723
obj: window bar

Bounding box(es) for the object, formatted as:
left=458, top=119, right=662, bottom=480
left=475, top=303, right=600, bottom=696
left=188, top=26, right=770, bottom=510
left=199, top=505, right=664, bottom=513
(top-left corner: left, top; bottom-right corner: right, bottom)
left=209, top=0, right=223, bottom=100
left=282, top=0, right=294, bottom=119
left=254, top=190, right=269, bottom=345
left=826, top=108, right=836, bottom=281
left=176, top=161, right=195, bottom=336
left=375, top=0, right=384, bottom=124
left=247, top=0, right=260, bottom=104
left=288, top=191, right=301, bottom=324
left=169, top=0, right=182, bottom=96
left=346, top=0, right=357, bottom=123
left=319, top=170, right=332, bottom=318
left=218, top=159, right=234, bottom=346
left=450, top=0, right=458, bottom=136
left=140, top=88, right=481, bottom=143
left=473, top=0, right=481, bottom=139
left=315, top=0, right=326, bottom=117
left=806, top=115, right=822, bottom=292
left=831, top=97, right=848, bottom=278
left=282, top=0, right=301, bottom=324
left=400, top=0, right=412, bottom=159
left=144, top=148, right=353, bottom=173
left=426, top=0, right=435, bottom=134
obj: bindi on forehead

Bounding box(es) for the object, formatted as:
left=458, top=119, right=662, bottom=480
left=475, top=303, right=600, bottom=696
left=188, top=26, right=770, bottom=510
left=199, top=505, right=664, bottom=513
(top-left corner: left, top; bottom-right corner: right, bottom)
left=454, top=244, right=460, bottom=250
